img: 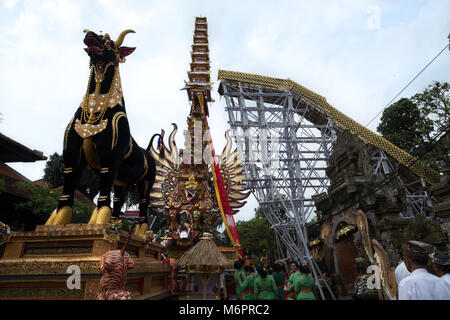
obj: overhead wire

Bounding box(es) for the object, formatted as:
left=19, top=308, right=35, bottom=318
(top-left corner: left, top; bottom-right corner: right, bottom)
left=336, top=40, right=450, bottom=214
left=365, top=42, right=450, bottom=128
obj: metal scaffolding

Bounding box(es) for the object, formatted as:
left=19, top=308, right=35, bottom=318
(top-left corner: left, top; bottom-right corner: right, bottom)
left=218, top=79, right=434, bottom=299
left=371, top=149, right=434, bottom=218
left=219, top=80, right=336, bottom=299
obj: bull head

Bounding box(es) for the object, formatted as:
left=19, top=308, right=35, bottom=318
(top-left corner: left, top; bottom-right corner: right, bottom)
left=83, top=29, right=136, bottom=65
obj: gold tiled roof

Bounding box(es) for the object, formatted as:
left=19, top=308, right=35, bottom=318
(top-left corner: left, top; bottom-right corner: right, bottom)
left=217, top=69, right=439, bottom=184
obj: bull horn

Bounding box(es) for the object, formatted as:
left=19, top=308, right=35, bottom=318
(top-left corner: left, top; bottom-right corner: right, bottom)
left=83, top=29, right=91, bottom=33
left=114, top=29, right=135, bottom=48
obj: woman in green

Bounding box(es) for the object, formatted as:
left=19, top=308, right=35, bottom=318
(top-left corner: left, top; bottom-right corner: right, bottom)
left=272, top=263, right=285, bottom=300
left=233, top=260, right=245, bottom=300
left=294, top=264, right=316, bottom=300
left=286, top=261, right=301, bottom=300
left=238, top=265, right=256, bottom=300
left=254, top=266, right=277, bottom=300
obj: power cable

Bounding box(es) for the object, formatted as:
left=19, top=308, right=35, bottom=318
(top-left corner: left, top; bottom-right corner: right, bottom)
left=365, top=42, right=450, bottom=128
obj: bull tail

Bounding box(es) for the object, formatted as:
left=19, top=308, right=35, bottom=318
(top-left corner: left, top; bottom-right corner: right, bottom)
left=148, top=133, right=165, bottom=159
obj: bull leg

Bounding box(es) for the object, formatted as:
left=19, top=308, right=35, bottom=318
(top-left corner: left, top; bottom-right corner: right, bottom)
left=91, top=116, right=130, bottom=225
left=46, top=141, right=85, bottom=225
left=112, top=184, right=127, bottom=219
left=134, top=179, right=151, bottom=237
left=135, top=153, right=156, bottom=237
left=85, top=140, right=119, bottom=225
left=90, top=163, right=117, bottom=225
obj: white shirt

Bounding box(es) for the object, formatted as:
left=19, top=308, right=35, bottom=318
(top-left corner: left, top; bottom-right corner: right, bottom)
left=395, top=261, right=411, bottom=285
left=398, top=268, right=443, bottom=300
left=442, top=273, right=450, bottom=285
left=439, top=274, right=450, bottom=300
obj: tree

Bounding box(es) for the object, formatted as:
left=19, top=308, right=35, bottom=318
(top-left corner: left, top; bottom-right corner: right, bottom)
left=44, top=152, right=100, bottom=201
left=377, top=81, right=450, bottom=172
left=14, top=182, right=93, bottom=224
left=377, top=98, right=424, bottom=157
left=412, top=81, right=450, bottom=136
left=235, top=208, right=277, bottom=261
left=43, top=153, right=65, bottom=187
left=411, top=81, right=450, bottom=168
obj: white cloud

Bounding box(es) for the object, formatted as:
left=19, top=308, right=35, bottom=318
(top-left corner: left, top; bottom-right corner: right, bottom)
left=95, top=0, right=166, bottom=31
left=40, top=0, right=81, bottom=32
left=247, top=24, right=277, bottom=60
left=3, top=0, right=18, bottom=9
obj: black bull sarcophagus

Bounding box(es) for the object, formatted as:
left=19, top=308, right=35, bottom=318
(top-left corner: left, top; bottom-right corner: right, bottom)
left=45, top=29, right=162, bottom=236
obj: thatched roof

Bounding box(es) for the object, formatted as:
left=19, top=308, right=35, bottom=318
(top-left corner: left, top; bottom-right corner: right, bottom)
left=178, top=236, right=230, bottom=273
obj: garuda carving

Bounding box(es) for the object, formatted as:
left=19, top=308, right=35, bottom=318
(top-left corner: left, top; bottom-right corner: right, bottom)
left=148, top=126, right=249, bottom=242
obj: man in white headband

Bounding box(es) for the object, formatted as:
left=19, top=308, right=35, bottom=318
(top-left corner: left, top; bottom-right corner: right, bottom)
left=398, top=240, right=443, bottom=300
left=430, top=251, right=450, bottom=300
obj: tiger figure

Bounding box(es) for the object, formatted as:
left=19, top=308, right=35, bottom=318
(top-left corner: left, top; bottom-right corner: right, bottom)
left=96, top=250, right=135, bottom=300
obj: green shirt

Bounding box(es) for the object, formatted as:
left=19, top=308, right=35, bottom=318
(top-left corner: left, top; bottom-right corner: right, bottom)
left=272, top=271, right=285, bottom=300
left=238, top=274, right=256, bottom=300
left=288, top=271, right=301, bottom=292
left=254, top=275, right=277, bottom=300
left=294, top=273, right=316, bottom=300
left=234, top=269, right=246, bottom=300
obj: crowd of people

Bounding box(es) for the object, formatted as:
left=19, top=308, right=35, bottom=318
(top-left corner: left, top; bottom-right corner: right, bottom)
left=395, top=240, right=450, bottom=300
left=231, top=240, right=450, bottom=300
left=232, top=260, right=316, bottom=300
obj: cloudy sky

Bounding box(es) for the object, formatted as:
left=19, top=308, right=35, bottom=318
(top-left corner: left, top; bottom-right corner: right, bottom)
left=1, top=0, right=449, bottom=222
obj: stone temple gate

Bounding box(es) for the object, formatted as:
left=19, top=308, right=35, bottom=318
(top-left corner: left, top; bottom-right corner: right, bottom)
left=217, top=70, right=440, bottom=299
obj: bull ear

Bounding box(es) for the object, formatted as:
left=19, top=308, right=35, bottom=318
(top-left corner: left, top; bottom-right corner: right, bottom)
left=118, top=46, right=136, bottom=58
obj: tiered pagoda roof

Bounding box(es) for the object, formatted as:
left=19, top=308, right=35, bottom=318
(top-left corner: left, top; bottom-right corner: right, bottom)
left=184, top=17, right=213, bottom=102
left=149, top=17, right=250, bottom=255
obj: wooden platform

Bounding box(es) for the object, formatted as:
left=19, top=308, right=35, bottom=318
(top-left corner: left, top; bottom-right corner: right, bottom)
left=0, top=224, right=171, bottom=300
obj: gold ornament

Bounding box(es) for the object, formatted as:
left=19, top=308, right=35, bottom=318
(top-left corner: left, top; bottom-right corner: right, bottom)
left=102, top=219, right=123, bottom=243
left=0, top=222, right=12, bottom=246
left=45, top=206, right=73, bottom=225
left=75, top=65, right=124, bottom=140
left=95, top=206, right=112, bottom=225
left=185, top=175, right=199, bottom=190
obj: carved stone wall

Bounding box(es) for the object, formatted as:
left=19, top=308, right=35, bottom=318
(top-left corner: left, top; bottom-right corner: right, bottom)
left=430, top=162, right=450, bottom=254
left=311, top=131, right=448, bottom=298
